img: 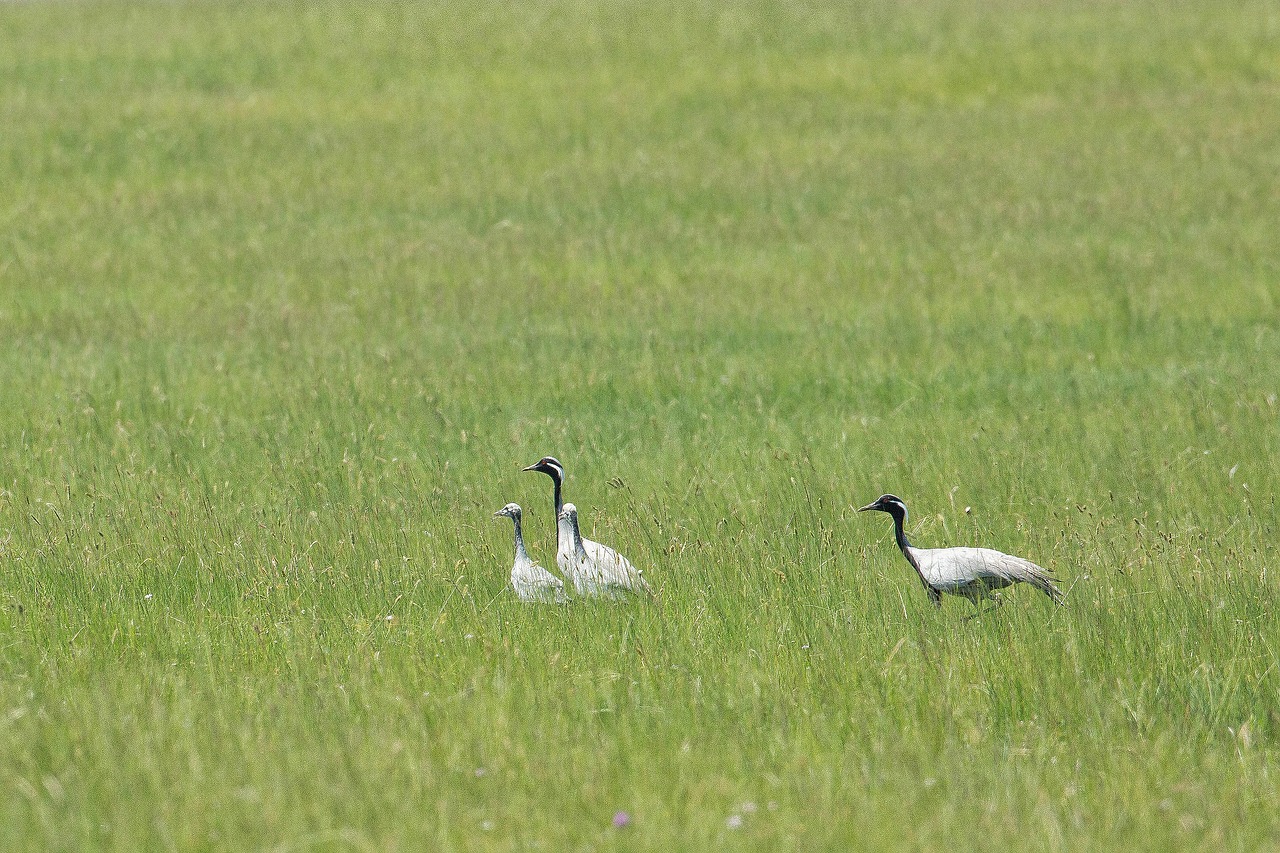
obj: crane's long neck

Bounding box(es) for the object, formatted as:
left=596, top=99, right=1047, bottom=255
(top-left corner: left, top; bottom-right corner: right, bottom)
left=557, top=512, right=575, bottom=556
left=549, top=472, right=565, bottom=554
left=888, top=507, right=931, bottom=593
left=890, top=507, right=912, bottom=554
left=512, top=515, right=530, bottom=563
left=566, top=515, right=586, bottom=556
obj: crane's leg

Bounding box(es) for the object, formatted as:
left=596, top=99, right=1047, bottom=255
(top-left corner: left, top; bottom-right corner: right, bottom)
left=964, top=593, right=1005, bottom=621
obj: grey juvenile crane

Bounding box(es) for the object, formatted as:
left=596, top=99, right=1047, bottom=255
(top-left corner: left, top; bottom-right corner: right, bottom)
left=494, top=503, right=568, bottom=604
left=858, top=494, right=1064, bottom=609
left=559, top=503, right=653, bottom=599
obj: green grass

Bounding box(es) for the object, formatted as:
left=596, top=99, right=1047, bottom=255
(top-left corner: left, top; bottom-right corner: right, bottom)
left=2, top=0, right=1280, bottom=849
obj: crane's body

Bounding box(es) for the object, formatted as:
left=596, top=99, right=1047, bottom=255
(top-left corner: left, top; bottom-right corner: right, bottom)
left=560, top=503, right=653, bottom=600
left=858, top=494, right=1064, bottom=608
left=494, top=503, right=568, bottom=604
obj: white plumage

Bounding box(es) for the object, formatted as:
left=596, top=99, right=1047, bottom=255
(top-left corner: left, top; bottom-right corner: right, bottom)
left=559, top=503, right=653, bottom=600
left=858, top=494, right=1064, bottom=609
left=494, top=503, right=568, bottom=604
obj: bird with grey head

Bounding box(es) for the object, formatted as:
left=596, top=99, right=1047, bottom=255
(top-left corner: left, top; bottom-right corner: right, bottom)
left=493, top=502, right=568, bottom=604
left=558, top=502, right=653, bottom=600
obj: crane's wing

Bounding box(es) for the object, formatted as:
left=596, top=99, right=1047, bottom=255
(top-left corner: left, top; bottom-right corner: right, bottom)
left=512, top=562, right=569, bottom=603
left=584, top=539, right=654, bottom=598
left=918, top=547, right=1064, bottom=604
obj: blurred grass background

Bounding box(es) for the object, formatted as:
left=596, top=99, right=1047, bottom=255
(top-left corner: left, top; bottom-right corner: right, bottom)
left=1, top=1, right=1279, bottom=849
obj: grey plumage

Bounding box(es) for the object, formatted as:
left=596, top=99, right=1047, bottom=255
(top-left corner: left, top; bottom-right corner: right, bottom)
left=494, top=503, right=569, bottom=604
left=559, top=503, right=653, bottom=600
left=858, top=494, right=1064, bottom=608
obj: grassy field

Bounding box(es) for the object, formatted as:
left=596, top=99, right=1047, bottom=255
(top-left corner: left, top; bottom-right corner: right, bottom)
left=2, top=0, right=1279, bottom=849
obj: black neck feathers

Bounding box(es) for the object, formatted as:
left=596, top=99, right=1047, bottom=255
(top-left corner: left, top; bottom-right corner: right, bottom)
left=887, top=503, right=912, bottom=554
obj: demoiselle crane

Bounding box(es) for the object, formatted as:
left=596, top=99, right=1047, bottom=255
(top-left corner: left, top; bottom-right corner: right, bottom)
left=493, top=503, right=568, bottom=604
left=858, top=494, right=1064, bottom=609
left=559, top=503, right=653, bottom=600
left=522, top=455, right=570, bottom=572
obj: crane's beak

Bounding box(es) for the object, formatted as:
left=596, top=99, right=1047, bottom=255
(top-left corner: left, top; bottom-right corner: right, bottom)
left=522, top=462, right=540, bottom=473
left=493, top=511, right=504, bottom=518
left=856, top=501, right=879, bottom=513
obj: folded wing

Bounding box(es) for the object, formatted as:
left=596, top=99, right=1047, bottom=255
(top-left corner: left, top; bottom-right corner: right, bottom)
left=916, top=547, right=1063, bottom=604
left=583, top=538, right=653, bottom=598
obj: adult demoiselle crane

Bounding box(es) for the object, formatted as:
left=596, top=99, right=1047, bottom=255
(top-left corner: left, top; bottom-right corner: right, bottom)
left=494, top=503, right=568, bottom=604
left=858, top=494, right=1064, bottom=609
left=559, top=503, right=653, bottom=600
left=522, top=455, right=572, bottom=584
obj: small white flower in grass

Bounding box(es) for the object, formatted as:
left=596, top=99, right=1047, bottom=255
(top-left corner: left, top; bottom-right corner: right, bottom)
left=474, top=767, right=487, bottom=777
left=740, top=801, right=757, bottom=814
left=726, top=814, right=743, bottom=830
left=144, top=594, right=153, bottom=601
left=481, top=820, right=494, bottom=831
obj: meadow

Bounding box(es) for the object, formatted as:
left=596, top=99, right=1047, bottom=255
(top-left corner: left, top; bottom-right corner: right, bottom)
left=2, top=1, right=1279, bottom=849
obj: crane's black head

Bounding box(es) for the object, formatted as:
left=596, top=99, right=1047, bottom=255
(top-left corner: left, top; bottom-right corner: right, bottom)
left=522, top=456, right=565, bottom=483
left=857, top=494, right=908, bottom=521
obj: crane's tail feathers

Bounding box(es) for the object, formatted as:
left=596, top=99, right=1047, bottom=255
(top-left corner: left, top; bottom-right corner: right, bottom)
left=994, top=554, right=1066, bottom=606
left=1021, top=564, right=1065, bottom=605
